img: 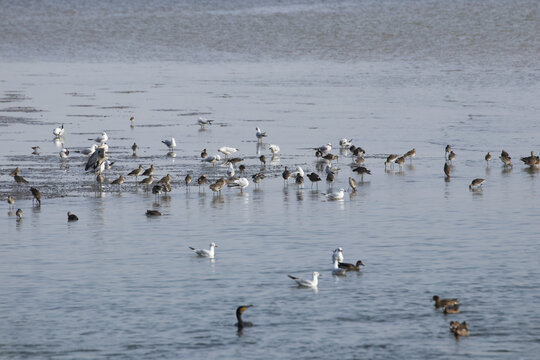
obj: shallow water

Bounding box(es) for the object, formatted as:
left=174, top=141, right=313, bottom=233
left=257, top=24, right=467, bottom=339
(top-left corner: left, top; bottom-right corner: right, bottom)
left=1, top=1, right=540, bottom=359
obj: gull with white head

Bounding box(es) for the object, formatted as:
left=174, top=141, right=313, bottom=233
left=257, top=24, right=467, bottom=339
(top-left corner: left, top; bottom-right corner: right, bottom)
left=189, top=242, right=217, bottom=259
left=288, top=272, right=321, bottom=289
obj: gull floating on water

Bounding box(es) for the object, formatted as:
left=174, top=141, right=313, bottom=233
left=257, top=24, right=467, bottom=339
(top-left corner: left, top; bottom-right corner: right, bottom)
left=325, top=188, right=345, bottom=200
left=288, top=272, right=321, bottom=288
left=332, top=248, right=344, bottom=263
left=189, top=242, right=217, bottom=258
left=53, top=124, right=65, bottom=137
left=332, top=260, right=347, bottom=276
left=162, top=137, right=176, bottom=149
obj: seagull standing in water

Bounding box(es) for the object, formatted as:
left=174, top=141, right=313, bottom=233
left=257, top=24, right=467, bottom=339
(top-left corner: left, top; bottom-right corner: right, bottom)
left=91, top=131, right=108, bottom=144
left=339, top=138, right=352, bottom=148
left=228, top=177, right=249, bottom=193
left=218, top=147, right=238, bottom=158
left=255, top=127, right=267, bottom=142
left=162, top=137, right=176, bottom=149
left=269, top=144, right=280, bottom=155
left=198, top=117, right=213, bottom=128
left=189, top=242, right=217, bottom=259
left=288, top=272, right=321, bottom=289
left=53, top=124, right=65, bottom=137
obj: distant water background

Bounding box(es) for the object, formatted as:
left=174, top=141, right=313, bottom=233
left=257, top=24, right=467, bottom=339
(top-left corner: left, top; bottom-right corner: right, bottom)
left=1, top=1, right=539, bottom=359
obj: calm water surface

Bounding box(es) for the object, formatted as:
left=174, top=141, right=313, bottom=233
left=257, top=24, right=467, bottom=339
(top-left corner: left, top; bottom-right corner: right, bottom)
left=1, top=1, right=539, bottom=359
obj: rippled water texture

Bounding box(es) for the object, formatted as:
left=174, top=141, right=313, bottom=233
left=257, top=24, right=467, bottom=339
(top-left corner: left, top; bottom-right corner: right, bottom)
left=1, top=1, right=540, bottom=359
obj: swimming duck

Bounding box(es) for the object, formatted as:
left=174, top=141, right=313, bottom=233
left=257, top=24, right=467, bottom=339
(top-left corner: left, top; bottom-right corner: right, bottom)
left=433, top=295, right=459, bottom=308
left=338, top=260, right=365, bottom=271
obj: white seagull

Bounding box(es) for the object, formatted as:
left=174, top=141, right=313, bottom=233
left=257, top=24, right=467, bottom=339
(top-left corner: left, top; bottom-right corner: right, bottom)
left=59, top=148, right=69, bottom=159
left=189, top=242, right=217, bottom=259
left=162, top=137, right=176, bottom=149
left=202, top=154, right=221, bottom=167
left=92, top=131, right=108, bottom=144
left=294, top=166, right=305, bottom=177
left=315, top=143, right=332, bottom=154
left=198, top=117, right=213, bottom=127
left=332, top=248, right=344, bottom=263
left=218, top=146, right=239, bottom=157
left=226, top=163, right=235, bottom=178
left=325, top=164, right=337, bottom=175
left=81, top=144, right=98, bottom=156
left=288, top=272, right=321, bottom=288
left=53, top=124, right=65, bottom=137
left=325, top=188, right=345, bottom=200
left=269, top=144, right=280, bottom=155
left=228, top=177, right=249, bottom=193
left=339, top=138, right=352, bottom=148
left=255, top=127, right=267, bottom=141
left=332, top=260, right=347, bottom=276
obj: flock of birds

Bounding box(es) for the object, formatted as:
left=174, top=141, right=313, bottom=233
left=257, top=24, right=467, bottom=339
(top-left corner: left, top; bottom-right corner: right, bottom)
left=189, top=241, right=469, bottom=336
left=5, top=117, right=539, bottom=336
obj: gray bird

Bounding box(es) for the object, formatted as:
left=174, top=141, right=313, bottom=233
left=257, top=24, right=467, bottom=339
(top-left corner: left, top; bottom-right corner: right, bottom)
left=85, top=147, right=106, bottom=173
